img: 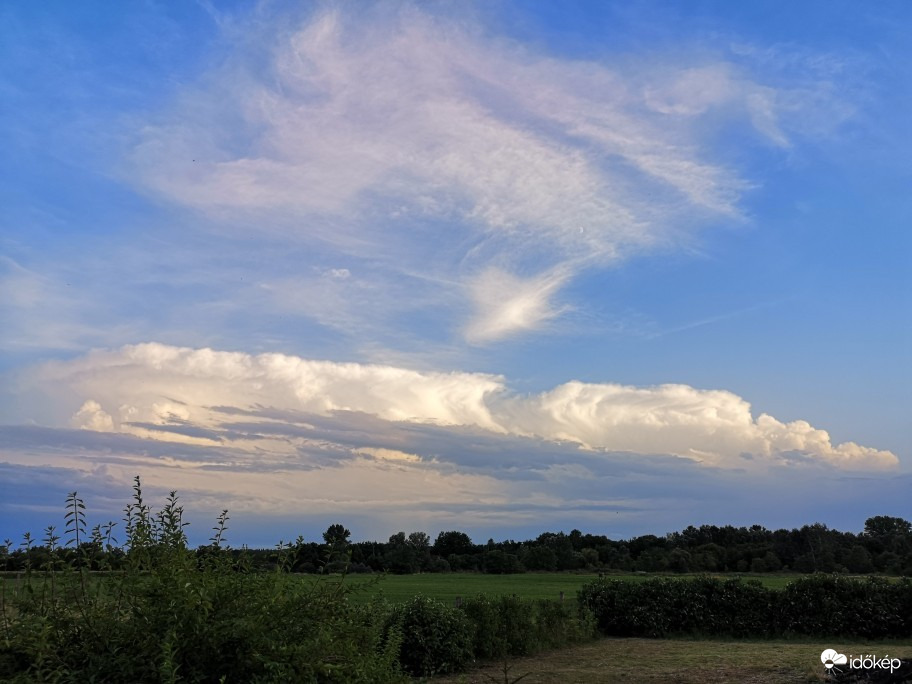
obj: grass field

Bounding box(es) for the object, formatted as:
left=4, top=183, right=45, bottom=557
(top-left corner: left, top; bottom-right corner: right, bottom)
left=0, top=571, right=885, bottom=606
left=431, top=637, right=912, bottom=684
left=336, top=572, right=843, bottom=605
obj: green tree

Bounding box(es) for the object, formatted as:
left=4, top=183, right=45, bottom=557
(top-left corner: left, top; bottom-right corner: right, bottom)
left=581, top=547, right=600, bottom=568
left=323, top=523, right=351, bottom=564
left=433, top=530, right=474, bottom=558
left=864, top=516, right=912, bottom=556
left=482, top=549, right=523, bottom=574
left=667, top=548, right=692, bottom=573
left=845, top=545, right=874, bottom=573
left=521, top=545, right=557, bottom=571
left=408, top=531, right=431, bottom=570
left=323, top=523, right=351, bottom=546
left=385, top=532, right=418, bottom=574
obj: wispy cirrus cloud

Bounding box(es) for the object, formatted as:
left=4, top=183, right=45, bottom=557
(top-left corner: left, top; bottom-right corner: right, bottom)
left=126, top=5, right=838, bottom=343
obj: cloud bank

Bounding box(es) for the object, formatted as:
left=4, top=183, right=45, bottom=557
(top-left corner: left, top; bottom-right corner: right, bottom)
left=26, top=343, right=896, bottom=471
left=0, top=341, right=901, bottom=544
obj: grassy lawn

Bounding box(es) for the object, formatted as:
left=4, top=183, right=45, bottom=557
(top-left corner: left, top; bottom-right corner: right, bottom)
left=432, top=637, right=912, bottom=684
left=341, top=572, right=602, bottom=604
left=335, top=572, right=841, bottom=605
left=1, top=570, right=896, bottom=608
left=2, top=570, right=893, bottom=595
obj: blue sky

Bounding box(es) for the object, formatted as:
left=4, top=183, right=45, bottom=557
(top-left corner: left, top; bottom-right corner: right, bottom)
left=1, top=0, right=909, bottom=547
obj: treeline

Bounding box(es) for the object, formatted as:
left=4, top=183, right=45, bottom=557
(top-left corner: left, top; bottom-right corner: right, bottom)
left=4, top=512, right=911, bottom=576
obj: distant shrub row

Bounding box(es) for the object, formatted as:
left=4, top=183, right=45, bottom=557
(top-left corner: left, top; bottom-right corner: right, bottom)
left=578, top=575, right=912, bottom=639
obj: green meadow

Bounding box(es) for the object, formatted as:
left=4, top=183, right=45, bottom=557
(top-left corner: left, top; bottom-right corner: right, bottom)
left=0, top=570, right=870, bottom=602
left=335, top=572, right=821, bottom=604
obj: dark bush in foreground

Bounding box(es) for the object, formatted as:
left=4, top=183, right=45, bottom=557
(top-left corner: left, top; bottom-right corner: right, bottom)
left=578, top=575, right=912, bottom=640
left=460, top=594, right=596, bottom=659
left=578, top=576, right=773, bottom=638
left=379, top=593, right=596, bottom=676
left=0, top=483, right=407, bottom=683
left=384, top=595, right=473, bottom=677
left=782, top=575, right=912, bottom=639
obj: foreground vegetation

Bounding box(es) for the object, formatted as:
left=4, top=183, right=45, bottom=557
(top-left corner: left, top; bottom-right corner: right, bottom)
left=0, top=481, right=594, bottom=682
left=2, top=482, right=909, bottom=682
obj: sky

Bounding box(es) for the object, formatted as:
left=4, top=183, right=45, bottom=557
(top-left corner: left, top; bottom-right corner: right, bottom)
left=1, top=0, right=910, bottom=548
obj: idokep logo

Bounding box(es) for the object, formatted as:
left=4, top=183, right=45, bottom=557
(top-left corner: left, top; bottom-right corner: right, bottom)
left=821, top=648, right=903, bottom=675
left=821, top=649, right=847, bottom=670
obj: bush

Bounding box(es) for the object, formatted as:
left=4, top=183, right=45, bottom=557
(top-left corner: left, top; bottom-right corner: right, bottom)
left=459, top=594, right=596, bottom=660
left=579, top=576, right=778, bottom=638
left=384, top=595, right=473, bottom=676
left=780, top=575, right=912, bottom=639
left=578, top=575, right=912, bottom=640
left=0, top=481, right=408, bottom=683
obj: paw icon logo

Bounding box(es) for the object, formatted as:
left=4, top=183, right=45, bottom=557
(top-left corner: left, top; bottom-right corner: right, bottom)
left=821, top=649, right=847, bottom=670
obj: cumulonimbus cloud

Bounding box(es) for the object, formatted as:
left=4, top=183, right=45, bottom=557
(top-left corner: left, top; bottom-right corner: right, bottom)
left=27, top=343, right=899, bottom=471
left=128, top=6, right=833, bottom=342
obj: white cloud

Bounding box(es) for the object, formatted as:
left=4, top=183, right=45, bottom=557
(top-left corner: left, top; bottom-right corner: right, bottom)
left=27, top=343, right=899, bottom=471
left=127, top=6, right=831, bottom=342
left=464, top=267, right=568, bottom=343
left=37, top=342, right=504, bottom=431
left=72, top=400, right=114, bottom=432
left=498, top=381, right=897, bottom=470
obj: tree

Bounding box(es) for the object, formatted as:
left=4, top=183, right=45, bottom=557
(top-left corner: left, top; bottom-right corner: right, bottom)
left=580, top=547, right=600, bottom=569
left=864, top=516, right=912, bottom=538
left=323, top=524, right=351, bottom=546
left=433, top=531, right=474, bottom=558
left=407, top=532, right=430, bottom=551
left=521, top=545, right=557, bottom=571
left=482, top=550, right=523, bottom=574
left=323, top=523, right=351, bottom=563
left=637, top=547, right=669, bottom=572
left=667, top=548, right=692, bottom=573
left=407, top=532, right=431, bottom=571
left=844, top=545, right=874, bottom=573
left=863, top=516, right=912, bottom=556
left=385, top=532, right=418, bottom=574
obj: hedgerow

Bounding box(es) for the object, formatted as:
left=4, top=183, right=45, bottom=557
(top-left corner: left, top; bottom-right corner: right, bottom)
left=578, top=574, right=912, bottom=639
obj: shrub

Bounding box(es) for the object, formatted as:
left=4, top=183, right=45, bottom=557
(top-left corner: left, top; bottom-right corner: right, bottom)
left=384, top=595, right=473, bottom=676
left=579, top=575, right=912, bottom=640
left=780, top=574, right=911, bottom=639
left=0, top=481, right=409, bottom=683
left=459, top=593, right=596, bottom=661
left=579, top=576, right=780, bottom=638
